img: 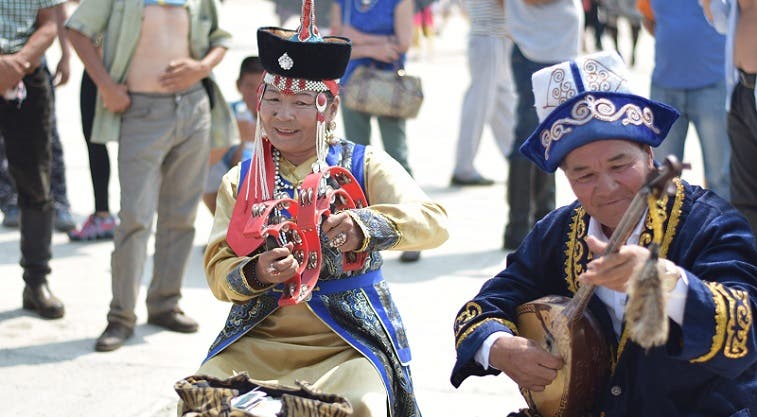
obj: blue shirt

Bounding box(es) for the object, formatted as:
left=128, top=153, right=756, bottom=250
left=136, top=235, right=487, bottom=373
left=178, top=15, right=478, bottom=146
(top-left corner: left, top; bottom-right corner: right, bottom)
left=651, top=0, right=726, bottom=89
left=336, top=0, right=405, bottom=85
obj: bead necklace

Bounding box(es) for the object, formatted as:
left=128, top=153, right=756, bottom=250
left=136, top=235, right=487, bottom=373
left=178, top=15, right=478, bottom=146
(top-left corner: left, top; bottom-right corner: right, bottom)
left=272, top=148, right=296, bottom=197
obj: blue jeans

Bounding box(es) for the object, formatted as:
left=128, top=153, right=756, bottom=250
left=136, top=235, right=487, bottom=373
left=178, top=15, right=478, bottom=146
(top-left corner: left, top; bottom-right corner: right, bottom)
left=650, top=81, right=731, bottom=200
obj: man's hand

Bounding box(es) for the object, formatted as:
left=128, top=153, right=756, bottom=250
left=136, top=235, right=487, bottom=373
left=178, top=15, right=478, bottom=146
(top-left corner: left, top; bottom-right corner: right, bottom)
left=488, top=335, right=564, bottom=392
left=100, top=83, right=131, bottom=113
left=0, top=54, right=31, bottom=91
left=579, top=235, right=650, bottom=292
left=53, top=54, right=70, bottom=86
left=159, top=58, right=209, bottom=92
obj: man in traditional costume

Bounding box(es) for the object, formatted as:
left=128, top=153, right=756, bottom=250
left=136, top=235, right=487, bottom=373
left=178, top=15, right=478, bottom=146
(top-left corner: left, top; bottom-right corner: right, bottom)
left=194, top=2, right=448, bottom=416
left=451, top=51, right=757, bottom=417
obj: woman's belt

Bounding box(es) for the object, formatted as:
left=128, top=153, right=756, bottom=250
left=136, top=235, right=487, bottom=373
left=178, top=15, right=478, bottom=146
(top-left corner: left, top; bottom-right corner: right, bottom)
left=312, top=270, right=383, bottom=295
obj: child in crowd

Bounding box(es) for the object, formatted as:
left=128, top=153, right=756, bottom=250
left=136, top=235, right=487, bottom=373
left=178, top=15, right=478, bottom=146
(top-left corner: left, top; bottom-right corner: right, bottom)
left=203, top=56, right=264, bottom=215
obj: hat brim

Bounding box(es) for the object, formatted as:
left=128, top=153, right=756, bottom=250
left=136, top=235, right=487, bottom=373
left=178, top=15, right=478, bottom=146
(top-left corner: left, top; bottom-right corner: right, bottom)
left=258, top=27, right=352, bottom=81
left=519, top=91, right=680, bottom=173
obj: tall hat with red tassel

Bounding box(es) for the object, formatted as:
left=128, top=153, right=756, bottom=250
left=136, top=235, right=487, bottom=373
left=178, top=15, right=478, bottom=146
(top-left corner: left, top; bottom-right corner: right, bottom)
left=246, top=0, right=352, bottom=201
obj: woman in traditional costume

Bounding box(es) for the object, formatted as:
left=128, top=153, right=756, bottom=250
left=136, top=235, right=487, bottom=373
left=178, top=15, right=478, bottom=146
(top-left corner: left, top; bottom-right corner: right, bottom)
left=196, top=2, right=448, bottom=416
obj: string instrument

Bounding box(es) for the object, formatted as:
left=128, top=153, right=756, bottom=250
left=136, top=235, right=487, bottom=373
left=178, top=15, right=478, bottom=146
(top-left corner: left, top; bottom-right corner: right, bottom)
left=515, top=156, right=685, bottom=417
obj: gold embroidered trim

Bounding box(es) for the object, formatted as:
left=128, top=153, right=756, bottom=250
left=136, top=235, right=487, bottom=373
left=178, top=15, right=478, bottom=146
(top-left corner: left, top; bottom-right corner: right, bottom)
left=564, top=206, right=588, bottom=293
left=610, top=327, right=630, bottom=375
left=717, top=285, right=751, bottom=358
left=454, top=302, right=482, bottom=336
left=690, top=281, right=727, bottom=363
left=660, top=178, right=684, bottom=258
left=455, top=317, right=518, bottom=349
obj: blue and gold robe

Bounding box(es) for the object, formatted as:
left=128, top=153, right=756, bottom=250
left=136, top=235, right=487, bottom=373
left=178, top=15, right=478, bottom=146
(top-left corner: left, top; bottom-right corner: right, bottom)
left=452, top=179, right=756, bottom=417
left=200, top=140, right=448, bottom=417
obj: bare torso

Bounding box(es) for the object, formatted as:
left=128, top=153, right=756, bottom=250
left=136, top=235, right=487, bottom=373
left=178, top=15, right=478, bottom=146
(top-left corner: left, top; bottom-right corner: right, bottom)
left=126, top=5, right=190, bottom=93
left=734, top=0, right=757, bottom=73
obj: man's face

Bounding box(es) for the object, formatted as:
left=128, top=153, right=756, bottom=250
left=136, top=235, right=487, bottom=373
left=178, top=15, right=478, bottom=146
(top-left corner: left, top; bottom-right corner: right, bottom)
left=237, top=72, right=264, bottom=115
left=562, top=140, right=655, bottom=232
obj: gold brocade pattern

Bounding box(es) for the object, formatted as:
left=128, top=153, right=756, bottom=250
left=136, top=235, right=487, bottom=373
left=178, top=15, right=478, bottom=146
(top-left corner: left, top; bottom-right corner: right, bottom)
left=691, top=281, right=728, bottom=363
left=638, top=178, right=684, bottom=257
left=564, top=206, right=589, bottom=293
left=454, top=302, right=482, bottom=336
left=691, top=282, right=752, bottom=362
left=455, top=317, right=519, bottom=349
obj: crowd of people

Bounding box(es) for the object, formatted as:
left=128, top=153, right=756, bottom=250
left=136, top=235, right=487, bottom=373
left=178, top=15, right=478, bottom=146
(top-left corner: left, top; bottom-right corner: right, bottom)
left=1, top=0, right=755, bottom=416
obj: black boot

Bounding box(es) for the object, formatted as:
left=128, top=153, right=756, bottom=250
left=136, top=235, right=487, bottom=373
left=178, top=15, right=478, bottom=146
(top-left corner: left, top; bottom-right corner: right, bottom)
left=22, top=283, right=64, bottom=319
left=19, top=206, right=63, bottom=318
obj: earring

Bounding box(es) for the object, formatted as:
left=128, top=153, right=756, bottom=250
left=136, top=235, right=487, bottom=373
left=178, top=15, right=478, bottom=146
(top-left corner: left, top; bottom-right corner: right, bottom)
left=326, top=120, right=337, bottom=143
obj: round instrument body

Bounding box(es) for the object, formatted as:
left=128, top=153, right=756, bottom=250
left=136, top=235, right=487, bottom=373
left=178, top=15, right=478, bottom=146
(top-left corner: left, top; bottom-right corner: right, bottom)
left=516, top=295, right=610, bottom=417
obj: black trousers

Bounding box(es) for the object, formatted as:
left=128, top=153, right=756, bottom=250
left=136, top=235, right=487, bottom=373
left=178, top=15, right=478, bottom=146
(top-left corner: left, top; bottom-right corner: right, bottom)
left=0, top=67, right=54, bottom=285
left=80, top=69, right=111, bottom=213
left=727, top=80, right=757, bottom=237
left=504, top=45, right=556, bottom=249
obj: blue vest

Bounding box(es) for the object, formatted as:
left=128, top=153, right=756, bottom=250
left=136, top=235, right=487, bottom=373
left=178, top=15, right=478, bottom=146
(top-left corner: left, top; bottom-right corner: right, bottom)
left=205, top=140, right=420, bottom=417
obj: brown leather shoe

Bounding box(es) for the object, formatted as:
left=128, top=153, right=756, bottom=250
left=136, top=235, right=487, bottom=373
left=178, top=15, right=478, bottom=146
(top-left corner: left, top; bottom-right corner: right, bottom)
left=147, top=308, right=198, bottom=333
left=22, top=284, right=65, bottom=319
left=95, top=322, right=134, bottom=352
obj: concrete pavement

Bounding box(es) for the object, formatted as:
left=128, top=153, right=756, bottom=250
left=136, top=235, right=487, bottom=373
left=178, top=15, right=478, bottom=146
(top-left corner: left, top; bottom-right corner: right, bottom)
left=0, top=2, right=704, bottom=416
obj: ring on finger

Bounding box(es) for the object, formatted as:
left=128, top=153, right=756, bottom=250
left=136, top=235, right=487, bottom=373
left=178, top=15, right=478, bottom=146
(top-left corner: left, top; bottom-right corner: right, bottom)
left=330, top=232, right=347, bottom=248
left=269, top=264, right=280, bottom=276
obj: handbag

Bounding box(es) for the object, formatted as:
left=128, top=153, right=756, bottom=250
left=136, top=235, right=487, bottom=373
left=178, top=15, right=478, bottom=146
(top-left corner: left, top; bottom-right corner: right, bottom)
left=339, top=0, right=423, bottom=119
left=175, top=373, right=353, bottom=417
left=342, top=65, right=424, bottom=119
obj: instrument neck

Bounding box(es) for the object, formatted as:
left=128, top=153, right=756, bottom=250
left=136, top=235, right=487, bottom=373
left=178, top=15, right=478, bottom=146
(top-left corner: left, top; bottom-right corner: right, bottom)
left=563, top=191, right=649, bottom=324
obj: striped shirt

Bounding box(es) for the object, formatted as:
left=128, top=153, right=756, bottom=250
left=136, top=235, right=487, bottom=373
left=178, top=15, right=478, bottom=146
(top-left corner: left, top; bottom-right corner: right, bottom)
left=0, top=0, right=64, bottom=54
left=463, top=0, right=507, bottom=37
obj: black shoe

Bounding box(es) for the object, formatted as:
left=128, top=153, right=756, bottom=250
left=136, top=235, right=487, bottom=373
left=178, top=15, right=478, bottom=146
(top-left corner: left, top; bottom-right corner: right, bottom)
left=22, top=284, right=65, bottom=319
left=450, top=175, right=495, bottom=187
left=95, top=322, right=134, bottom=352
left=147, top=308, right=198, bottom=333
left=399, top=251, right=421, bottom=263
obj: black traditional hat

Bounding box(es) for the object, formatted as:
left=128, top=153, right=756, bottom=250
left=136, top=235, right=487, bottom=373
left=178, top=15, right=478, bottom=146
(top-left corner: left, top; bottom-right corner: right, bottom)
left=257, top=0, right=351, bottom=96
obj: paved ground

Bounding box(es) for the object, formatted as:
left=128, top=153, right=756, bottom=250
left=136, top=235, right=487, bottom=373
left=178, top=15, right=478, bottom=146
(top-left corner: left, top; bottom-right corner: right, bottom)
left=0, top=2, right=705, bottom=416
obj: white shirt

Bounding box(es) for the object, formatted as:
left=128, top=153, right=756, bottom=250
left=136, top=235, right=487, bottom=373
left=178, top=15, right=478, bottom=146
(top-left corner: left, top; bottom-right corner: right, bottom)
left=474, top=214, right=690, bottom=370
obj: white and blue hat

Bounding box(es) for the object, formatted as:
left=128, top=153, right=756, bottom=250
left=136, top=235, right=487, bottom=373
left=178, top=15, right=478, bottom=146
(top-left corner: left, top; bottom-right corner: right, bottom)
left=520, top=51, right=680, bottom=173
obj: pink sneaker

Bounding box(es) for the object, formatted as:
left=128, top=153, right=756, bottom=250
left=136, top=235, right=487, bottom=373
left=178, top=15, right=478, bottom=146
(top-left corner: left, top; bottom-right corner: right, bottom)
left=68, top=214, right=117, bottom=241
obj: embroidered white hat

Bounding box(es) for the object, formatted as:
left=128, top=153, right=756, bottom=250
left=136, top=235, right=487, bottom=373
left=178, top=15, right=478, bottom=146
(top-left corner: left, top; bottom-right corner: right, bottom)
left=519, top=51, right=680, bottom=172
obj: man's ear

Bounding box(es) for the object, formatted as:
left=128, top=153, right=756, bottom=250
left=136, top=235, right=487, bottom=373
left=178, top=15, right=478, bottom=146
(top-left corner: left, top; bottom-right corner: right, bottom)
left=645, top=145, right=655, bottom=168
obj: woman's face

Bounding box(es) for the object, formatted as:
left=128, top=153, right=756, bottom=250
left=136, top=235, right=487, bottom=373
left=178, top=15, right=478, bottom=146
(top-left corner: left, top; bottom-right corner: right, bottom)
left=259, top=85, right=339, bottom=164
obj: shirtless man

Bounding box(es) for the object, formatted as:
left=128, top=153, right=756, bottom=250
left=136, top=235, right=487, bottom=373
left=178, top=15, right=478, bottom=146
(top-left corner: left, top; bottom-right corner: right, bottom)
left=66, top=0, right=232, bottom=352
left=703, top=0, right=757, bottom=236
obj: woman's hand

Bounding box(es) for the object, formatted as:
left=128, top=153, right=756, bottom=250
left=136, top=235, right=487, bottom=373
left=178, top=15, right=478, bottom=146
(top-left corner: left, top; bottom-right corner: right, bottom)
left=254, top=242, right=300, bottom=285
left=371, top=42, right=401, bottom=63
left=321, top=211, right=365, bottom=252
